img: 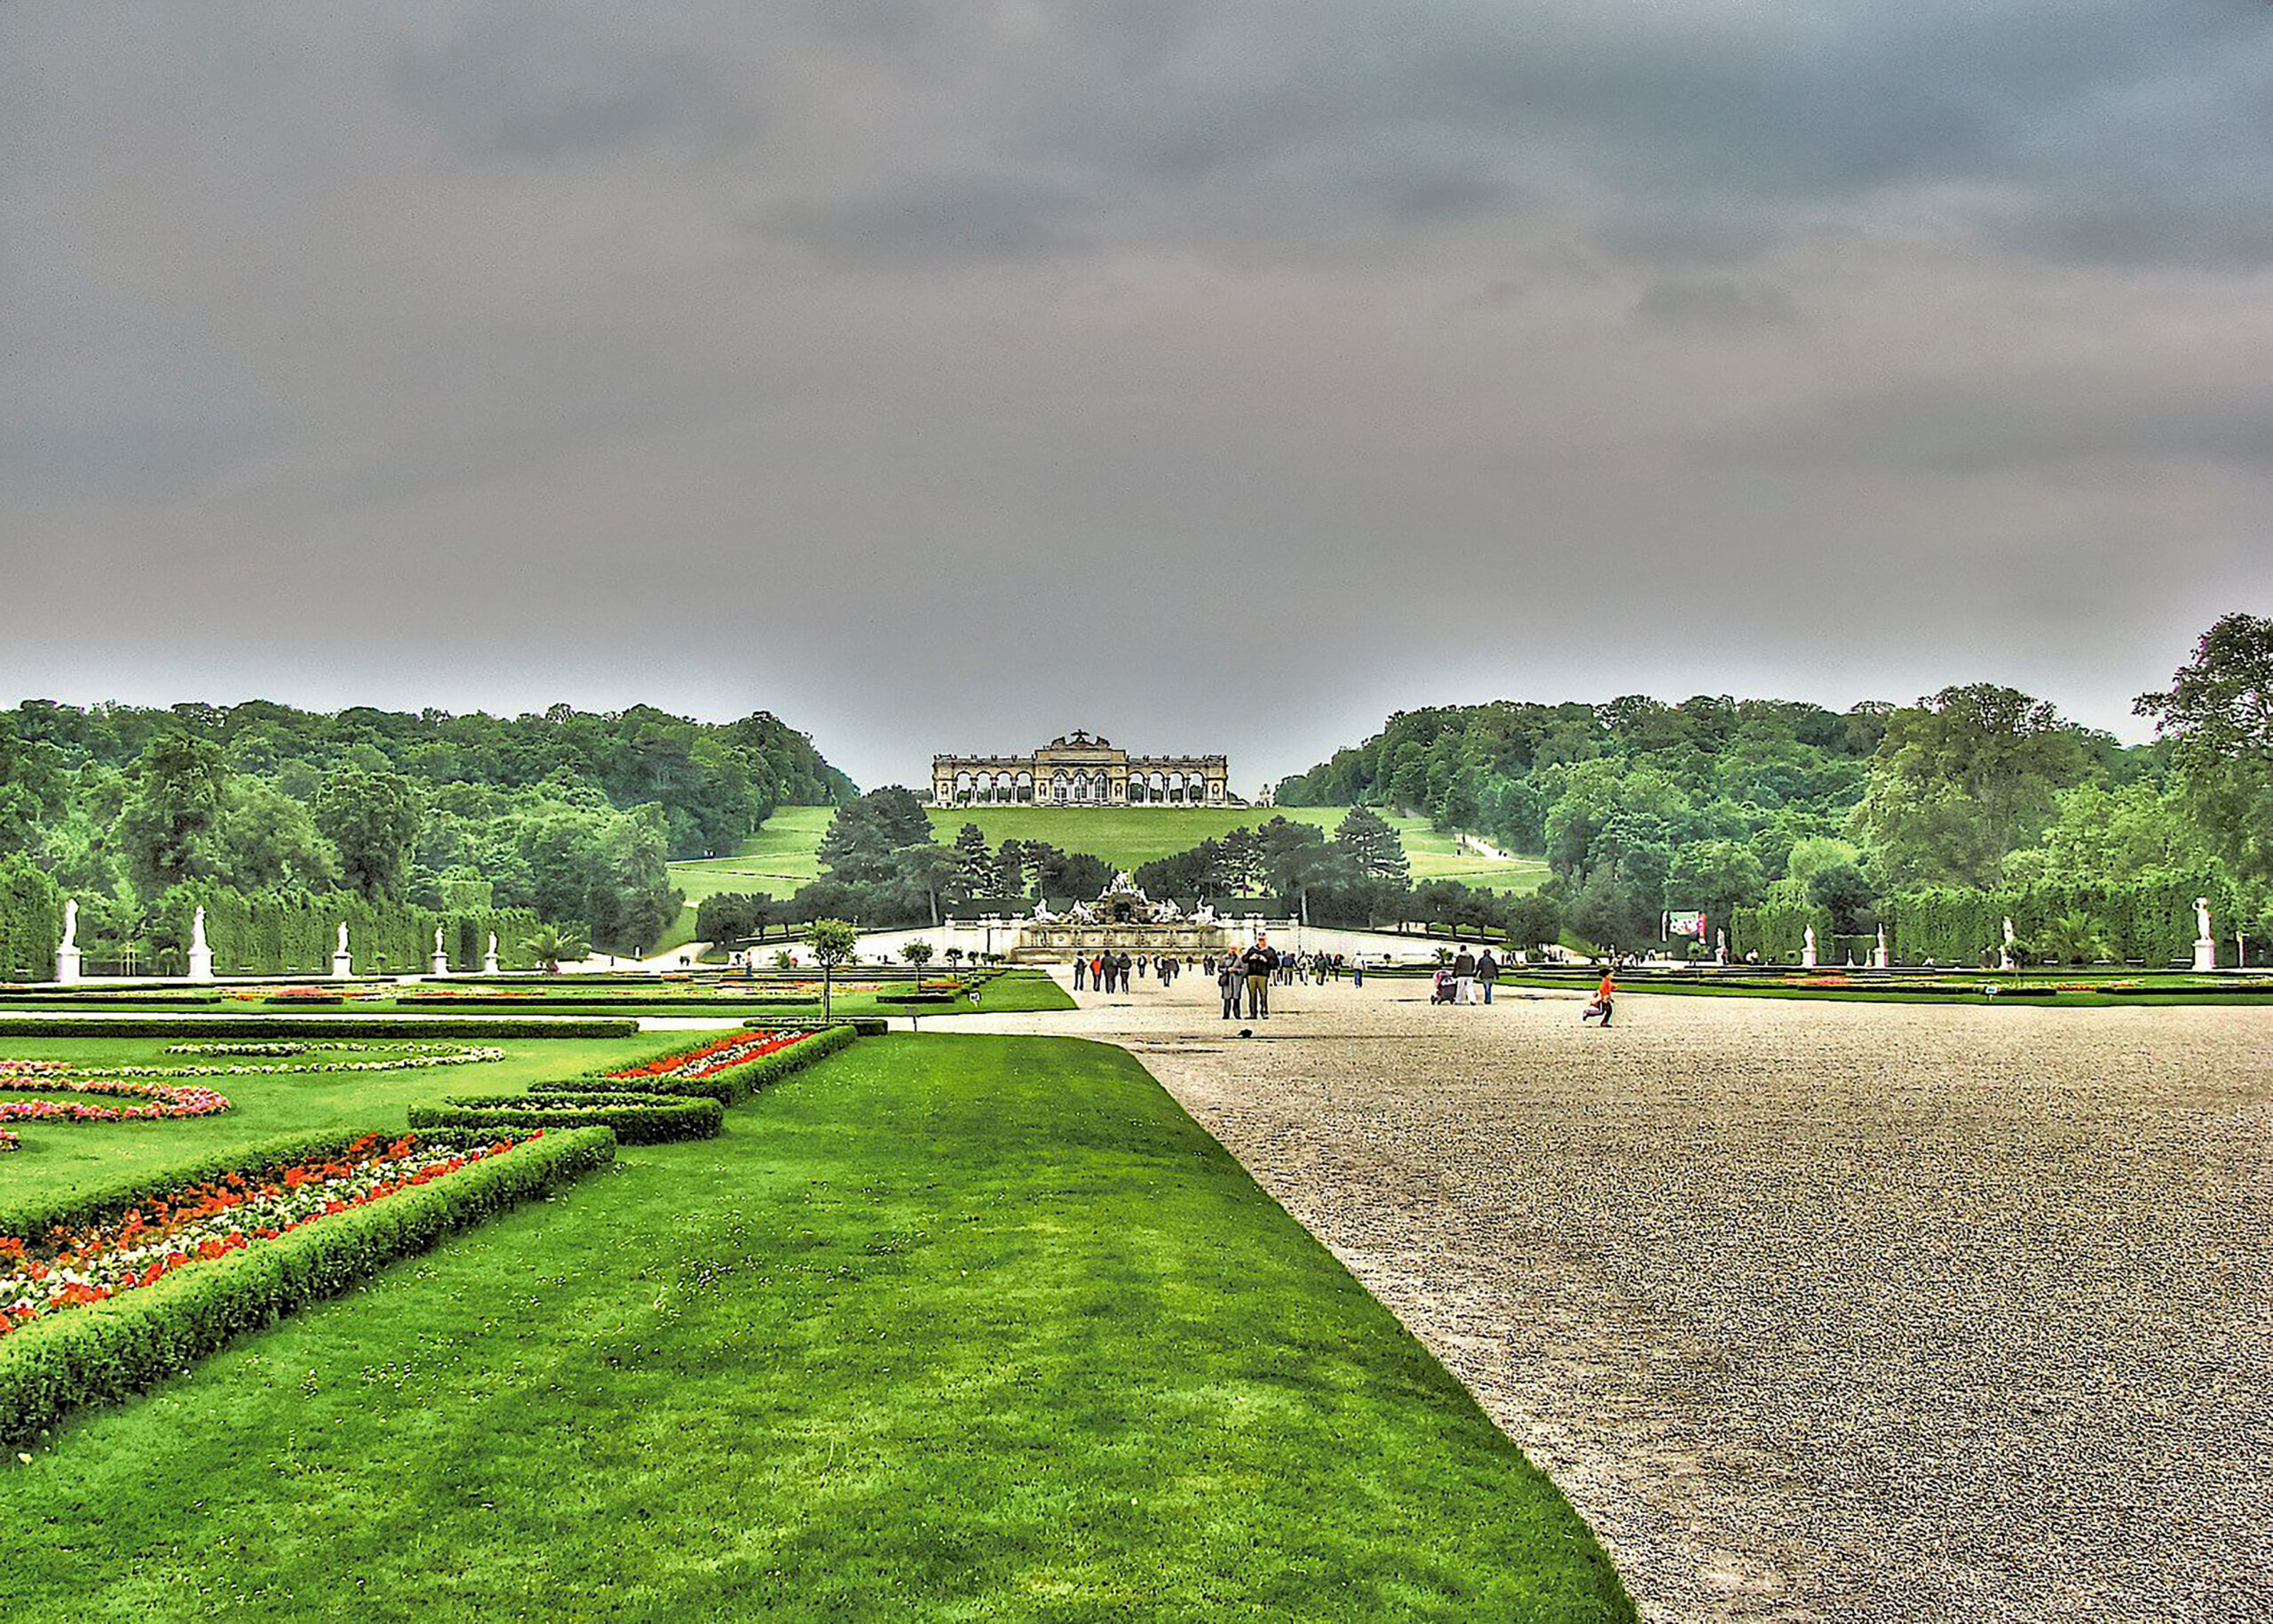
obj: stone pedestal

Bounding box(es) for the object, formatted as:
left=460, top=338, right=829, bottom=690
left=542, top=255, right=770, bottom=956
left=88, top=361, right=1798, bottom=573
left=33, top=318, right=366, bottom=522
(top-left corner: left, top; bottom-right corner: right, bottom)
left=430, top=949, right=451, bottom=978
left=186, top=946, right=215, bottom=983
left=54, top=946, right=82, bottom=985
left=332, top=950, right=354, bottom=980
left=1801, top=944, right=1818, bottom=969
left=1872, top=943, right=1889, bottom=970
left=482, top=947, right=502, bottom=974
left=2193, top=938, right=2218, bottom=973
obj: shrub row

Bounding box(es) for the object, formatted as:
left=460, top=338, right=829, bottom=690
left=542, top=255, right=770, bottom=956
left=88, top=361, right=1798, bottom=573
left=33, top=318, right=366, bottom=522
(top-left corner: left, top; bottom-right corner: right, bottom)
left=742, top=1016, right=888, bottom=1037
left=389, top=994, right=819, bottom=1010
left=0, top=1125, right=617, bottom=1442
left=408, top=1093, right=720, bottom=1145
left=540, top=1023, right=859, bottom=1106
left=0, top=996, right=228, bottom=1010
left=0, top=1016, right=639, bottom=1040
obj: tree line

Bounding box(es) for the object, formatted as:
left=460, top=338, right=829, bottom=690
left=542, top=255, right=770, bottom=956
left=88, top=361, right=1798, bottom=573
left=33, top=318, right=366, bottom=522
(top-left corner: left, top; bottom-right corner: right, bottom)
left=0, top=700, right=852, bottom=961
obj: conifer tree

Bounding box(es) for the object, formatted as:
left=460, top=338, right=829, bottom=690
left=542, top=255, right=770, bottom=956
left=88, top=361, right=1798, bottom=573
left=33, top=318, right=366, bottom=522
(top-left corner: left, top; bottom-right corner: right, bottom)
left=1334, top=806, right=1411, bottom=884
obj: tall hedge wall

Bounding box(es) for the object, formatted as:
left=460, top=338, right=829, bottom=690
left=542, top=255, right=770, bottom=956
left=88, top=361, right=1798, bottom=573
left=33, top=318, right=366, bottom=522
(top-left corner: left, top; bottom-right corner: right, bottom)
left=1730, top=897, right=1835, bottom=964
left=152, top=887, right=545, bottom=977
left=1887, top=872, right=2244, bottom=968
left=0, top=858, right=64, bottom=983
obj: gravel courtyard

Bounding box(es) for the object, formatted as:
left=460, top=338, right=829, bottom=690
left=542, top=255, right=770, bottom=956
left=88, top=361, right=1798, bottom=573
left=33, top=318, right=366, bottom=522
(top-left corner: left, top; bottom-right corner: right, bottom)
left=956, top=974, right=2273, bottom=1624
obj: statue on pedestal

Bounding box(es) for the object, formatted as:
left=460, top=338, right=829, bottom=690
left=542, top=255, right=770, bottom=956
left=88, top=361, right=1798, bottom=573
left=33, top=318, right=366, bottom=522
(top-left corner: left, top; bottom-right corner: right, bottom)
left=2194, top=897, right=2218, bottom=971
left=1802, top=923, right=1818, bottom=969
left=55, top=899, right=83, bottom=985
left=186, top=905, right=215, bottom=983
left=333, top=921, right=354, bottom=980
left=1873, top=923, right=1889, bottom=970
left=430, top=925, right=450, bottom=977
left=483, top=931, right=502, bottom=974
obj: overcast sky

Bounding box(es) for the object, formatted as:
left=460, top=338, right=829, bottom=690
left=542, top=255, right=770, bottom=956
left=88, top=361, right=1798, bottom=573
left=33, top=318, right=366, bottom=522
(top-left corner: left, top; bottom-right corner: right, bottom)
left=4, top=3, right=2267, bottom=795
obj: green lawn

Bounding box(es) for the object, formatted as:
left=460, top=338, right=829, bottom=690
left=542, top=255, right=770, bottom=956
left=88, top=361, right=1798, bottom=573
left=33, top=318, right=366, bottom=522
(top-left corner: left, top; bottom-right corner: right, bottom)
left=661, top=806, right=1544, bottom=949
left=0, top=1034, right=1632, bottom=1621
left=0, top=1034, right=657, bottom=1208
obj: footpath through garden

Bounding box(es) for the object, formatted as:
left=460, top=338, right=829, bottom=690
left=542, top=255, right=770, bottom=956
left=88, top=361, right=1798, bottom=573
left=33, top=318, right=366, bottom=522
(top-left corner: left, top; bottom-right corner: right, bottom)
left=954, top=970, right=2273, bottom=1624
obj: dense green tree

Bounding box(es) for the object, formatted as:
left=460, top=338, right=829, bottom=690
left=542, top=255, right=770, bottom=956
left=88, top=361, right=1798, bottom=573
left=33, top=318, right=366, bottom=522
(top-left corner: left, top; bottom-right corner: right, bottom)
left=805, top=918, right=859, bottom=1019
left=1851, top=685, right=2095, bottom=889
left=951, top=823, right=994, bottom=898
left=1664, top=839, right=1765, bottom=931
left=2136, top=612, right=2273, bottom=885
left=110, top=733, right=231, bottom=894
left=1804, top=861, right=1878, bottom=934
left=218, top=780, right=341, bottom=891
left=313, top=766, right=423, bottom=899
left=1333, top=807, right=1410, bottom=884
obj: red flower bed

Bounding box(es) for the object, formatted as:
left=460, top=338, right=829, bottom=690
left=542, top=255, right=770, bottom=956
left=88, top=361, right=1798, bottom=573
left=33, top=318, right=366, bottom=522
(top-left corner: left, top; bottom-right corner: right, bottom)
left=606, top=1030, right=812, bottom=1085
left=0, top=1131, right=535, bottom=1335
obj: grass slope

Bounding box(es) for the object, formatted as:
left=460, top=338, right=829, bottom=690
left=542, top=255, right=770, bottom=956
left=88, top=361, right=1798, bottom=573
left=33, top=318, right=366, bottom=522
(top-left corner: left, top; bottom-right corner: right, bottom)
left=663, top=807, right=1544, bottom=949
left=0, top=1034, right=1631, bottom=1622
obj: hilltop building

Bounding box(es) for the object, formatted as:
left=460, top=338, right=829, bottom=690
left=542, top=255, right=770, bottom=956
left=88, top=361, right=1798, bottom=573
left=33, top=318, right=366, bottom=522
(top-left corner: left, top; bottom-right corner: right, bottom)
left=931, top=730, right=1230, bottom=807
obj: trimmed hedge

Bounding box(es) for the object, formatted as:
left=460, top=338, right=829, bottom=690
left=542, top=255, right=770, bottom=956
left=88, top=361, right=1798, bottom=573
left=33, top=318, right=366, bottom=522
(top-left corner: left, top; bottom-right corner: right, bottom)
left=538, top=1022, right=859, bottom=1106
left=0, top=1016, right=639, bottom=1040
left=741, top=1016, right=888, bottom=1037
left=408, top=1092, right=721, bottom=1145
left=0, top=996, right=227, bottom=1010
left=0, top=1125, right=617, bottom=1441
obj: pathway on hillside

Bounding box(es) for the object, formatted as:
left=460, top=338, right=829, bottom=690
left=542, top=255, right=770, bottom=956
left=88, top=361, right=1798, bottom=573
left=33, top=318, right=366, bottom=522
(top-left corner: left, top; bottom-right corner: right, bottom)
left=949, top=974, right=2273, bottom=1624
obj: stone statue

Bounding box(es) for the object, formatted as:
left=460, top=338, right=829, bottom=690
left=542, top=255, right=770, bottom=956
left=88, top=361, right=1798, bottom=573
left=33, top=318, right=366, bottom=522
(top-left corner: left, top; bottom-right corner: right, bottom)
left=2197, top=897, right=2214, bottom=942
left=487, top=931, right=498, bottom=956
left=1030, top=897, right=1056, bottom=923
left=1801, top=923, right=1818, bottom=970
left=60, top=899, right=77, bottom=951
left=1192, top=900, right=1216, bottom=925
left=2193, top=897, right=2217, bottom=971
left=1714, top=927, right=1728, bottom=964
left=1874, top=923, right=1889, bottom=969
left=2003, top=917, right=2017, bottom=946
left=337, top=921, right=350, bottom=955
left=190, top=906, right=208, bottom=953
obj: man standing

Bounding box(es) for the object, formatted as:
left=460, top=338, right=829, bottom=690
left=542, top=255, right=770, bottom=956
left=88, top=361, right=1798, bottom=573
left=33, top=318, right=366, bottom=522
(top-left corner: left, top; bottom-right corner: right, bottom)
left=1217, top=953, right=1240, bottom=1020
left=1242, top=936, right=1278, bottom=1019
left=1452, top=944, right=1477, bottom=1006
left=1116, top=950, right=1135, bottom=993
left=1073, top=955, right=1087, bottom=992
left=1477, top=947, right=1500, bottom=1004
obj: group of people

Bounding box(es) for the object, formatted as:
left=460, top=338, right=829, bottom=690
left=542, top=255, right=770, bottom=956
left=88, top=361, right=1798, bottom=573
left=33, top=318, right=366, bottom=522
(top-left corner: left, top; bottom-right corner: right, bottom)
left=1072, top=951, right=1190, bottom=993
left=1431, top=944, right=1618, bottom=1026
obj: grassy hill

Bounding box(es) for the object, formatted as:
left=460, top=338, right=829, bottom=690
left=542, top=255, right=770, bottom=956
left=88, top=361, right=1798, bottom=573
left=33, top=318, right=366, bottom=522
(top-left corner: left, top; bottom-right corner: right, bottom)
left=658, top=805, right=1546, bottom=948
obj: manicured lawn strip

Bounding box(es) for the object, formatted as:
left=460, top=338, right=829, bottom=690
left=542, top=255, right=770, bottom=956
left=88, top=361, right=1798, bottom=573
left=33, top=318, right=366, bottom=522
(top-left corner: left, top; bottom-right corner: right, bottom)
left=0, top=1035, right=662, bottom=1209
left=0, top=1034, right=1634, bottom=1622
left=408, top=1093, right=720, bottom=1144
left=0, top=1017, right=640, bottom=1038
left=1487, top=975, right=2273, bottom=1007
left=1, top=1126, right=617, bottom=1440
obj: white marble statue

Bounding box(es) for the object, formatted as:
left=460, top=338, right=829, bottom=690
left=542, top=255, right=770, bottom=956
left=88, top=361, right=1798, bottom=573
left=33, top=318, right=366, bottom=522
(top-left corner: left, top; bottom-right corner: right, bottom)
left=2193, top=896, right=2218, bottom=970
left=1192, top=900, right=1216, bottom=926
left=2003, top=917, right=2017, bottom=946
left=1714, top=927, right=1728, bottom=965
left=487, top=930, right=498, bottom=957
left=434, top=926, right=446, bottom=955
left=337, top=921, right=350, bottom=955
left=1069, top=901, right=1097, bottom=924
left=60, top=899, right=77, bottom=950
left=1030, top=897, right=1056, bottom=923
left=190, top=906, right=208, bottom=954
left=2196, top=896, right=2214, bottom=942
left=1801, top=923, right=1818, bottom=968
left=1873, top=923, right=1889, bottom=969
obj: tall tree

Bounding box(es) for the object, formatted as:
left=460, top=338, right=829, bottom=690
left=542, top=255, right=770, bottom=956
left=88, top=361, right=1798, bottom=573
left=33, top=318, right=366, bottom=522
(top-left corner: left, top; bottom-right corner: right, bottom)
left=2136, top=612, right=2273, bottom=884
left=313, top=766, right=424, bottom=899
left=111, top=733, right=231, bottom=895
left=951, top=822, right=994, bottom=898
left=1851, top=685, right=2094, bottom=889
left=1334, top=806, right=1411, bottom=884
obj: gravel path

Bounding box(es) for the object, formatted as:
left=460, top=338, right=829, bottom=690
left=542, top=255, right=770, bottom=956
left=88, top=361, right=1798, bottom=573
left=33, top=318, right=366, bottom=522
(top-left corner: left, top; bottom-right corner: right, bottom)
left=954, top=972, right=2273, bottom=1624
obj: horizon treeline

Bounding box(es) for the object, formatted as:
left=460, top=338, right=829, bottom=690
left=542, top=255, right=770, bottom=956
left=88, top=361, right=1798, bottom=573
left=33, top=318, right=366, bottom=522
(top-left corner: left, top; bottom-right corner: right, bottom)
left=1274, top=614, right=2270, bottom=954
left=0, top=700, right=854, bottom=962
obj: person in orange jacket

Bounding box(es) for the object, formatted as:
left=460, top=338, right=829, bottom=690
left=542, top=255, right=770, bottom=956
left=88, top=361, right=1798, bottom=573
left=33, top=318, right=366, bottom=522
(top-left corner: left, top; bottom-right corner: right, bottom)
left=1582, top=964, right=1616, bottom=1027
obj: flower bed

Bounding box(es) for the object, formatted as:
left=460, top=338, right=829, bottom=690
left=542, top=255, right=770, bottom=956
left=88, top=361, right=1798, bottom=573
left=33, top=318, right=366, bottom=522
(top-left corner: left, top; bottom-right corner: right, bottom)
left=0, top=1062, right=231, bottom=1148
left=1, top=1132, right=513, bottom=1335
left=606, top=1031, right=812, bottom=1087
left=0, top=1125, right=616, bottom=1438
left=551, top=1025, right=854, bottom=1105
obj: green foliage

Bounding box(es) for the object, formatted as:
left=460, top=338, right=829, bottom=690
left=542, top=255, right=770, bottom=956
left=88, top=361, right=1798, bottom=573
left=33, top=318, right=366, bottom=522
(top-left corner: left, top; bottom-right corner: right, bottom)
left=1332, top=806, right=1410, bottom=884
left=109, top=733, right=231, bottom=895
left=2136, top=612, right=2273, bottom=886
left=0, top=856, right=64, bottom=983
left=806, top=917, right=859, bottom=1019
left=408, top=1094, right=720, bottom=1144
left=142, top=884, right=542, bottom=978
left=1852, top=685, right=2096, bottom=889
left=1887, top=872, right=2243, bottom=968
left=519, top=923, right=590, bottom=972
left=313, top=766, right=423, bottom=899
left=0, top=1126, right=617, bottom=1441
left=900, top=940, right=934, bottom=968
left=1732, top=897, right=1835, bottom=963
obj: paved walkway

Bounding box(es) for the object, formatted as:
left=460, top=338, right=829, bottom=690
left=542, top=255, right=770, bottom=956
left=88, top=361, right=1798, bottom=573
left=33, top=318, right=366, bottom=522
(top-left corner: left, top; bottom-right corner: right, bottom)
left=950, top=971, right=2273, bottom=1624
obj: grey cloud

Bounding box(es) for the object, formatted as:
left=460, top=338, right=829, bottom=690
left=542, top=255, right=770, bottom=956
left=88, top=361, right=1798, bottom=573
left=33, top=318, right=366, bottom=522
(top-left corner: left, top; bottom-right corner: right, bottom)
left=1632, top=279, right=1802, bottom=332
left=766, top=175, right=1084, bottom=265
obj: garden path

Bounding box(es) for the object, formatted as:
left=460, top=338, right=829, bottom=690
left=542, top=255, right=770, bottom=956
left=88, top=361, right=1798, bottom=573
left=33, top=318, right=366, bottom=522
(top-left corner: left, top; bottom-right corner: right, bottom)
left=951, top=972, right=2273, bottom=1624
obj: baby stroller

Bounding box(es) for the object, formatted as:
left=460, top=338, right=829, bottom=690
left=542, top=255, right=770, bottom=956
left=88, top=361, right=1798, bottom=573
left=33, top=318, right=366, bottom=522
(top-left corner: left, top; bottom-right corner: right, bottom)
left=1430, top=969, right=1458, bottom=1005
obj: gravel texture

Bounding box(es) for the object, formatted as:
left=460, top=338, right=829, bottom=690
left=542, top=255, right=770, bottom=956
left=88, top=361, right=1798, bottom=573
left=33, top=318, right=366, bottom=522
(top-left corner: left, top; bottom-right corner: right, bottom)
left=956, top=973, right=2273, bottom=1624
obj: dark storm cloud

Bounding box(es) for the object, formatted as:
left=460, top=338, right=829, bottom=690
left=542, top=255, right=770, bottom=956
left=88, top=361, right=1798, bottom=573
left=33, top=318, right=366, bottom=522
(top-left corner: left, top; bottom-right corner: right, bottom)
left=2, top=1, right=2269, bottom=792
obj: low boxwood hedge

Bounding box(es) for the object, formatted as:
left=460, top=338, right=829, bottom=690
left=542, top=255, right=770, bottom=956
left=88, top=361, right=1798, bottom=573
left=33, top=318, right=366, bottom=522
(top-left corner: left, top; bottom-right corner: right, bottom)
left=408, top=1092, right=721, bottom=1145
left=538, top=1022, right=859, bottom=1106
left=741, top=1016, right=888, bottom=1037
left=0, top=1016, right=640, bottom=1040
left=0, top=1125, right=616, bottom=1442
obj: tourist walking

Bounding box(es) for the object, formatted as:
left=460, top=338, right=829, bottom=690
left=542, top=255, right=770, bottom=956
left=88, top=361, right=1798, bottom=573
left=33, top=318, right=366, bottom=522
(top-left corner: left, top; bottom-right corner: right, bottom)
left=1452, top=945, right=1477, bottom=1006
left=1115, top=950, right=1134, bottom=993
left=1090, top=954, right=1105, bottom=991
left=1242, top=938, right=1278, bottom=1019
left=1477, top=947, right=1500, bottom=1004
left=1217, top=954, right=1240, bottom=1020
left=1073, top=955, right=1087, bottom=991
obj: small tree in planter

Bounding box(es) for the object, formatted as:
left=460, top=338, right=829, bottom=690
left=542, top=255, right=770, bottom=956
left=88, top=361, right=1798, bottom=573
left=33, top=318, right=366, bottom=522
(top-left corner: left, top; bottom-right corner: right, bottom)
left=806, top=919, right=859, bottom=1021
left=902, top=940, right=934, bottom=971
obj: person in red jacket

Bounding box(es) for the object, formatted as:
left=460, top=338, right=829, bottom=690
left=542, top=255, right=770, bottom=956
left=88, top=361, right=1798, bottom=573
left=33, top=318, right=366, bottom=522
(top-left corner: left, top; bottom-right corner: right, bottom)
left=1582, top=965, right=1616, bottom=1027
